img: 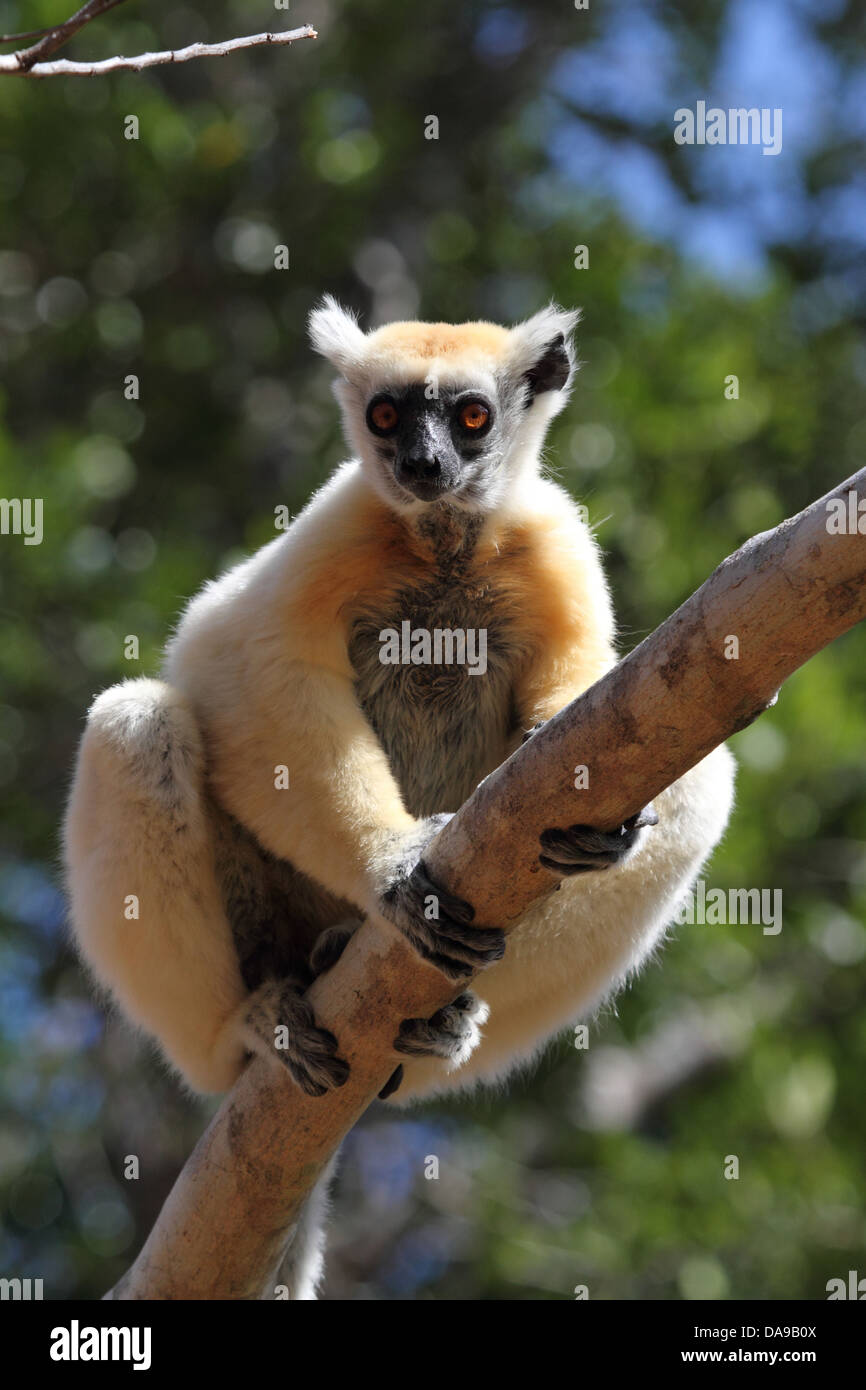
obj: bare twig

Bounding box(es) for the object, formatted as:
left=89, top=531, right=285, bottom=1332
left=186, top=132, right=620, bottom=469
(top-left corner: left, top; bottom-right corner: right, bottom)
left=0, top=23, right=317, bottom=76
left=106, top=467, right=866, bottom=1299
left=1, top=28, right=66, bottom=44
left=11, top=0, right=131, bottom=70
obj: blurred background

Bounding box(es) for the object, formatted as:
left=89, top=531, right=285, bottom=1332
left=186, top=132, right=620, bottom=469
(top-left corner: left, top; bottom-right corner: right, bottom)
left=1, top=0, right=865, bottom=1301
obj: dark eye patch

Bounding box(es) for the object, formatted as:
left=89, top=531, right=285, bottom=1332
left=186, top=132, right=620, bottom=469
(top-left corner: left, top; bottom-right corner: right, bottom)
left=366, top=384, right=497, bottom=445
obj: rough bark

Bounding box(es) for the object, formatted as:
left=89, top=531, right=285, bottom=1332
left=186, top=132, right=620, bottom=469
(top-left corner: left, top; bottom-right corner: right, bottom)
left=108, top=467, right=866, bottom=1299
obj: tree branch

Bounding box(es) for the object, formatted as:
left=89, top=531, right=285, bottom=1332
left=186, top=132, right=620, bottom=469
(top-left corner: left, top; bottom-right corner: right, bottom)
left=107, top=467, right=866, bottom=1299
left=0, top=21, right=317, bottom=76
left=8, top=0, right=131, bottom=70
left=0, top=27, right=75, bottom=45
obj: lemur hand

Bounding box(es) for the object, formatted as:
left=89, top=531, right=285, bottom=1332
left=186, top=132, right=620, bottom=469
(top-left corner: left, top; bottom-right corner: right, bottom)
left=375, top=814, right=505, bottom=981
left=539, top=805, right=659, bottom=876
left=522, top=721, right=659, bottom=874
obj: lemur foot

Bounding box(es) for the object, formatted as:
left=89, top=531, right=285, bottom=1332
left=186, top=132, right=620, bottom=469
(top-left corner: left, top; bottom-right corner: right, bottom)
left=378, top=993, right=490, bottom=1099
left=394, top=991, right=489, bottom=1065
left=309, top=919, right=361, bottom=976
left=539, top=805, right=659, bottom=875
left=244, top=978, right=350, bottom=1098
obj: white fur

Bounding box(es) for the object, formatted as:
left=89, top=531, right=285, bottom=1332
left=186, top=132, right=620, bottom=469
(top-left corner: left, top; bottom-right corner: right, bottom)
left=308, top=295, right=368, bottom=375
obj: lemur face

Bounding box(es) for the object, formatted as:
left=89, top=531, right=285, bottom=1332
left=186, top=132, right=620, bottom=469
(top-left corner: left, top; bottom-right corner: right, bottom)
left=364, top=382, right=498, bottom=505
left=308, top=298, right=580, bottom=516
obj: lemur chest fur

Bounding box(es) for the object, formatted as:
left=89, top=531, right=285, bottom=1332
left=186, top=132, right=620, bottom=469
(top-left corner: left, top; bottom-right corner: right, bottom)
left=347, top=511, right=528, bottom=818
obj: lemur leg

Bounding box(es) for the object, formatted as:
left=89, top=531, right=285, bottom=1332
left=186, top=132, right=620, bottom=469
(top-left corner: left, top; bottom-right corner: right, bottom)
left=64, top=678, right=348, bottom=1097
left=64, top=679, right=249, bottom=1093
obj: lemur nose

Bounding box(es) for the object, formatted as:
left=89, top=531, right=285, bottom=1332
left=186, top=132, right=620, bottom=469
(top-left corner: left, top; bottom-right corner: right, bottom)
left=402, top=455, right=442, bottom=482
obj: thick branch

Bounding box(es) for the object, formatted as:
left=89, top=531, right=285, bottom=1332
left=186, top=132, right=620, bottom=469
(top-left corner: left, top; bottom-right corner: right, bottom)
left=108, top=468, right=866, bottom=1300
left=0, top=24, right=317, bottom=76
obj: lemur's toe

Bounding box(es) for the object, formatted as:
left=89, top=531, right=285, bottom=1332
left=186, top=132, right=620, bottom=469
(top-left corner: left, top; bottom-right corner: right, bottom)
left=286, top=1016, right=350, bottom=1095
left=290, top=1046, right=351, bottom=1098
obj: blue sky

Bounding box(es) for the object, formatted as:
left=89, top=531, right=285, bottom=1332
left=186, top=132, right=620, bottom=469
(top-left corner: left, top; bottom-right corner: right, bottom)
left=537, top=0, right=866, bottom=288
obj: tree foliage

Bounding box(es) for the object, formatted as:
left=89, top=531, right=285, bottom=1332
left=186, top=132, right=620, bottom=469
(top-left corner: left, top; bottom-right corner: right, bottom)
left=1, top=0, right=864, bottom=1300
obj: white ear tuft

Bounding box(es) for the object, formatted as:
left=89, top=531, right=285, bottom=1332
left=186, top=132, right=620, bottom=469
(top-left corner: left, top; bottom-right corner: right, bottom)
left=308, top=295, right=368, bottom=375
left=505, top=303, right=581, bottom=396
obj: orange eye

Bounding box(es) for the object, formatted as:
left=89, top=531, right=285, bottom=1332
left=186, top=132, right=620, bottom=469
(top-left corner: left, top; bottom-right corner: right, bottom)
left=458, top=401, right=489, bottom=431
left=369, top=399, right=398, bottom=433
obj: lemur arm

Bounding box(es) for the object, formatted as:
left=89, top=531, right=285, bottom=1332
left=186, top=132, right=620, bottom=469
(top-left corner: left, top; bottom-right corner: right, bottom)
left=187, top=654, right=417, bottom=911
left=160, top=493, right=428, bottom=912
left=506, top=487, right=618, bottom=738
